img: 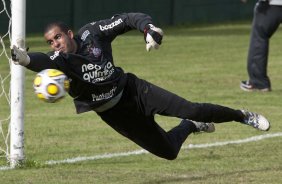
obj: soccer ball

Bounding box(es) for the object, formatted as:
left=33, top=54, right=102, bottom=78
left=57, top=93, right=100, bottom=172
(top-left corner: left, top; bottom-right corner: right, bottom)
left=33, top=69, right=70, bottom=103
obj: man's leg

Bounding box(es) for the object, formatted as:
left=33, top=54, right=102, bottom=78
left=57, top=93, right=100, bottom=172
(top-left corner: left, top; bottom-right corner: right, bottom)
left=97, top=75, right=214, bottom=160
left=244, top=4, right=281, bottom=90
left=135, top=76, right=270, bottom=131
left=136, top=77, right=244, bottom=123
left=97, top=96, right=197, bottom=160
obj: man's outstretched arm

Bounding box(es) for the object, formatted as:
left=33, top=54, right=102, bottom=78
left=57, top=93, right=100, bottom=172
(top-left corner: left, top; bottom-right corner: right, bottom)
left=11, top=45, right=58, bottom=72
left=84, top=12, right=163, bottom=51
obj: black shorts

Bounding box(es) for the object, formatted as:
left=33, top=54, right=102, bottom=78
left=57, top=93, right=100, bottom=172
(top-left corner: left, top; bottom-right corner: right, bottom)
left=97, top=73, right=243, bottom=159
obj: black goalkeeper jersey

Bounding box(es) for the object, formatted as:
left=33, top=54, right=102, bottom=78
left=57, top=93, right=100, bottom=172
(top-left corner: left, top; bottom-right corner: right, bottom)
left=26, top=13, right=153, bottom=113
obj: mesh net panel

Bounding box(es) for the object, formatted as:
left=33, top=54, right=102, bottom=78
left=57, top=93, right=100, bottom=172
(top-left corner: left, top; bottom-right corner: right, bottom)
left=0, top=0, right=11, bottom=166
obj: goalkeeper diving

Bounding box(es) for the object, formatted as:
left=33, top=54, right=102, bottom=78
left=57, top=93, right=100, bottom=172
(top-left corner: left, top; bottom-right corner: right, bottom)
left=11, top=12, right=270, bottom=160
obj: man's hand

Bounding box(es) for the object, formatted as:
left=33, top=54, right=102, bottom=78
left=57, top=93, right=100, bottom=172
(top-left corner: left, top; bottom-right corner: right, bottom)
left=144, top=24, right=163, bottom=52
left=11, top=44, right=30, bottom=66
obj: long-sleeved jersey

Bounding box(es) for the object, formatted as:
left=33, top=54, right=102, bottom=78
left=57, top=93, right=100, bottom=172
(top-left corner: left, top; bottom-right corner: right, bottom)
left=27, top=13, right=153, bottom=113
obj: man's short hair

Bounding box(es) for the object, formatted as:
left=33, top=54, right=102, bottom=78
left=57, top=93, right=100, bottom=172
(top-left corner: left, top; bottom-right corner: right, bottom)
left=44, top=21, right=70, bottom=34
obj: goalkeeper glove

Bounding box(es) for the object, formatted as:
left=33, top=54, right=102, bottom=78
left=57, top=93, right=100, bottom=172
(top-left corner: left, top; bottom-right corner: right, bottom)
left=11, top=42, right=30, bottom=66
left=144, top=24, right=163, bottom=52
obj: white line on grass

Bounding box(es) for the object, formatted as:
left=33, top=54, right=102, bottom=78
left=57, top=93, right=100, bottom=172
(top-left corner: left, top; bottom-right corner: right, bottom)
left=0, top=132, right=282, bottom=171
left=184, top=132, right=282, bottom=149
left=46, top=132, right=282, bottom=165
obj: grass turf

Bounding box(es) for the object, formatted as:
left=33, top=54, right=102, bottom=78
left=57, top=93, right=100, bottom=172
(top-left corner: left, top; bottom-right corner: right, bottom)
left=0, top=23, right=282, bottom=183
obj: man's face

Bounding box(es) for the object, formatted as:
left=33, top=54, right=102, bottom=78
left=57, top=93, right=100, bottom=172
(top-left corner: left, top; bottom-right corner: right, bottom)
left=44, top=26, right=75, bottom=53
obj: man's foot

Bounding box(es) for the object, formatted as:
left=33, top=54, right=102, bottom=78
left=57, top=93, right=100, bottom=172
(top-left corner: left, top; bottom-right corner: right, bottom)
left=241, top=110, right=270, bottom=131
left=240, top=80, right=271, bottom=92
left=191, top=120, right=215, bottom=133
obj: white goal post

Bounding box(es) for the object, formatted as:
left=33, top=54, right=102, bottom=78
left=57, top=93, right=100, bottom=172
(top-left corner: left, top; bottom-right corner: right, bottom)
left=9, top=0, right=26, bottom=168
left=0, top=0, right=26, bottom=169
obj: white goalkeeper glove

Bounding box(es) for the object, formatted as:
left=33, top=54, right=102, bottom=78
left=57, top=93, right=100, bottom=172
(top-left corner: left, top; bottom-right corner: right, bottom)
left=144, top=24, right=163, bottom=52
left=11, top=40, right=30, bottom=66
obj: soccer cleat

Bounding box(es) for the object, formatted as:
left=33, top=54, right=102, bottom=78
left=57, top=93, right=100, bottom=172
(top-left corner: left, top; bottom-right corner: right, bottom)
left=240, top=80, right=271, bottom=92
left=241, top=110, right=270, bottom=131
left=191, top=120, right=215, bottom=133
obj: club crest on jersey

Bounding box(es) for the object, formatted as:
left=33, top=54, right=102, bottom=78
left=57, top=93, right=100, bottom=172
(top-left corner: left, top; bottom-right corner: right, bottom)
left=91, top=47, right=102, bottom=58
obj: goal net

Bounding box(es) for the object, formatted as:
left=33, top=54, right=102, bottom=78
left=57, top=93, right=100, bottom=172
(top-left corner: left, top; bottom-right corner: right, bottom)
left=0, top=0, right=25, bottom=168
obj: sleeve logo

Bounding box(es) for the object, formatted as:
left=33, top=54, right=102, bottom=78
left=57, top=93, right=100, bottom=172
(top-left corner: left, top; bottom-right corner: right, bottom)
left=99, top=18, right=123, bottom=31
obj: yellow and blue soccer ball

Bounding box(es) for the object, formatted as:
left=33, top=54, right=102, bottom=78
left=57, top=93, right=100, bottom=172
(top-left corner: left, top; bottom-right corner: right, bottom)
left=33, top=69, right=70, bottom=103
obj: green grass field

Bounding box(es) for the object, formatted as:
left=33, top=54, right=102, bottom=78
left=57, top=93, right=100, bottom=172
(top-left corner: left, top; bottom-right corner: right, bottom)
left=1, top=23, right=282, bottom=183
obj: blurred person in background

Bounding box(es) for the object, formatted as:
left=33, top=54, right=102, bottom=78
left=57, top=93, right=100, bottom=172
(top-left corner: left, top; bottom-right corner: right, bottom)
left=240, top=0, right=282, bottom=92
